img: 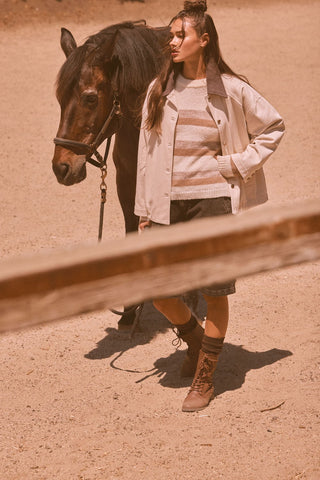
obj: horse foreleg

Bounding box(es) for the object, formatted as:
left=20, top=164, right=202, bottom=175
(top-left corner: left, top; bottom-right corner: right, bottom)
left=112, top=130, right=140, bottom=329
left=113, top=129, right=139, bottom=234
left=115, top=172, right=139, bottom=234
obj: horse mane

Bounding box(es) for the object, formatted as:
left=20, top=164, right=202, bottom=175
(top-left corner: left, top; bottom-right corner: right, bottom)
left=56, top=21, right=169, bottom=106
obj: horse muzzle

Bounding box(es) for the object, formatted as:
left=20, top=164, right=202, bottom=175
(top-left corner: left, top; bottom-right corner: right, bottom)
left=52, top=149, right=87, bottom=186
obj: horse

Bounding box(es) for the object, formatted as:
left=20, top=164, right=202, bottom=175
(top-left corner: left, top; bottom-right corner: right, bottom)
left=52, top=21, right=169, bottom=329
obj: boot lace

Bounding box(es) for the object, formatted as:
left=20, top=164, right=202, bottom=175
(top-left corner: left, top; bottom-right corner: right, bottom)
left=190, top=356, right=216, bottom=393
left=171, top=326, right=182, bottom=349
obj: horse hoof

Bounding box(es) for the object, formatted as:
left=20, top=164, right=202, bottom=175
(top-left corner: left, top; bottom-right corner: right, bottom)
left=117, top=323, right=133, bottom=332
left=117, top=311, right=135, bottom=331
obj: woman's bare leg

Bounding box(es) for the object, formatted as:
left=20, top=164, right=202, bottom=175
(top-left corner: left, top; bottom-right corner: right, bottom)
left=202, top=294, right=229, bottom=338
left=153, top=297, right=192, bottom=325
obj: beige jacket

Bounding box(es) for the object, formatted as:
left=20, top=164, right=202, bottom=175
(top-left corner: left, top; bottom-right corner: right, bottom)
left=134, top=61, right=285, bottom=225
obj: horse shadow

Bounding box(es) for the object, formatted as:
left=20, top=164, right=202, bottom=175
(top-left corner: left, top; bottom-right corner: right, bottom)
left=84, top=301, right=171, bottom=360
left=85, top=302, right=292, bottom=397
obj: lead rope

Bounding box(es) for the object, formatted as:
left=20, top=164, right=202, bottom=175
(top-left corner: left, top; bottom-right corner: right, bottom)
left=98, top=165, right=107, bottom=242
left=97, top=136, right=111, bottom=242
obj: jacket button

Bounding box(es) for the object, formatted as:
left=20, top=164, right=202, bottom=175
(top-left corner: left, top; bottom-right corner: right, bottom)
left=231, top=184, right=235, bottom=189
left=217, top=119, right=221, bottom=125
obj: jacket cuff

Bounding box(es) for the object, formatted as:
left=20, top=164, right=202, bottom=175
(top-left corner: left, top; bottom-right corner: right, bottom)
left=229, top=152, right=251, bottom=181
left=216, top=155, right=235, bottom=179
left=134, top=207, right=147, bottom=217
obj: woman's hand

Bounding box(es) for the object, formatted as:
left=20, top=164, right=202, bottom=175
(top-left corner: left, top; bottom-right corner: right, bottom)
left=139, top=220, right=151, bottom=231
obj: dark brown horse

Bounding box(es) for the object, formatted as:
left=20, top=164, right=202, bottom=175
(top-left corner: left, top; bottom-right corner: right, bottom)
left=52, top=21, right=168, bottom=232
left=52, top=21, right=169, bottom=327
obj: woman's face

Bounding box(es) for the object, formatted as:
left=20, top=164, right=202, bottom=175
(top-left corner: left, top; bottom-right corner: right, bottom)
left=169, top=18, right=207, bottom=64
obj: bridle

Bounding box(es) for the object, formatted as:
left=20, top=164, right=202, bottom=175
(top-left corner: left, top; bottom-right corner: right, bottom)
left=54, top=94, right=121, bottom=168
left=53, top=94, right=121, bottom=241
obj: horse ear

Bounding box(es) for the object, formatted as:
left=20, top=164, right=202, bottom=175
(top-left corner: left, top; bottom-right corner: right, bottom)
left=60, top=28, right=77, bottom=58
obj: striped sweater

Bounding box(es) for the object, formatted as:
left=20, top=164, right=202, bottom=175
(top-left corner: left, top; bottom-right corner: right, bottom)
left=171, top=74, right=230, bottom=200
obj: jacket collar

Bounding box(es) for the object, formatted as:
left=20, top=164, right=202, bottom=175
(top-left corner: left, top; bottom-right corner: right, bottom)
left=162, top=57, right=227, bottom=98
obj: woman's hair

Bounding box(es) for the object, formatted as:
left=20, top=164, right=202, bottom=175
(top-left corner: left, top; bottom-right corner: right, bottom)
left=145, top=0, right=248, bottom=133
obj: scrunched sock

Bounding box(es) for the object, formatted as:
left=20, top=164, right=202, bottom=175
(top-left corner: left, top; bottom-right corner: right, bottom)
left=201, top=335, right=224, bottom=357
left=175, top=314, right=198, bottom=336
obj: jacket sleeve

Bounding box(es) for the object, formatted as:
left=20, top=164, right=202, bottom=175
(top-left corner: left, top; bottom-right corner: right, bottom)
left=134, top=93, right=150, bottom=218
left=217, top=84, right=285, bottom=182
left=134, top=128, right=148, bottom=217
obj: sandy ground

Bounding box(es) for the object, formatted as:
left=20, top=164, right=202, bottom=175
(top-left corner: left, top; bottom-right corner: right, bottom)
left=0, top=1, right=319, bottom=479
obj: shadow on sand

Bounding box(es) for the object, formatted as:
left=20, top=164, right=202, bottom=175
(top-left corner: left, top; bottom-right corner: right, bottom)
left=85, top=302, right=292, bottom=396
left=85, top=294, right=206, bottom=361
left=84, top=301, right=171, bottom=360
left=125, top=343, right=293, bottom=396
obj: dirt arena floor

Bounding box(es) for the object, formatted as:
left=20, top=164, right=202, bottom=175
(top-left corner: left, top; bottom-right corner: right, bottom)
left=0, top=1, right=319, bottom=479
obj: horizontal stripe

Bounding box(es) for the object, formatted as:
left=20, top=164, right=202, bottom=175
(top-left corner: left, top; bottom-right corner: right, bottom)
left=174, top=139, right=221, bottom=149
left=177, top=116, right=217, bottom=128
left=177, top=109, right=217, bottom=128
left=172, top=177, right=227, bottom=187
left=172, top=172, right=227, bottom=187
left=178, top=109, right=213, bottom=120
left=174, top=147, right=220, bottom=157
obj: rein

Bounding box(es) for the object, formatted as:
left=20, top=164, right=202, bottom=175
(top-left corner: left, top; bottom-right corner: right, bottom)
left=53, top=95, right=121, bottom=242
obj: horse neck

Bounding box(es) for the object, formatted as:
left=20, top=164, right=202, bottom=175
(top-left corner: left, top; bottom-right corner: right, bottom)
left=118, top=90, right=142, bottom=130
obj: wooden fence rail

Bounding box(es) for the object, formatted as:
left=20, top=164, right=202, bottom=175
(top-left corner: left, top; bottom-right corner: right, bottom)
left=0, top=198, right=319, bottom=333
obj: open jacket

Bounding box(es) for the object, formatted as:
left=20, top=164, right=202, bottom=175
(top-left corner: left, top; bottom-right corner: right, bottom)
left=134, top=60, right=285, bottom=225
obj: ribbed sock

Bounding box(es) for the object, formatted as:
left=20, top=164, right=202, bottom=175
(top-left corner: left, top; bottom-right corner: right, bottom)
left=201, top=334, right=224, bottom=356
left=175, top=314, right=198, bottom=336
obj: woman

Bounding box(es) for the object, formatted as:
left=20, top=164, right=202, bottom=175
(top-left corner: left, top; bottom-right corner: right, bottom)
left=134, top=0, right=285, bottom=412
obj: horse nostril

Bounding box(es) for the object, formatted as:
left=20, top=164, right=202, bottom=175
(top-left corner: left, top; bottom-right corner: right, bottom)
left=59, top=163, right=70, bottom=178
left=53, top=161, right=69, bottom=180
left=52, top=156, right=87, bottom=186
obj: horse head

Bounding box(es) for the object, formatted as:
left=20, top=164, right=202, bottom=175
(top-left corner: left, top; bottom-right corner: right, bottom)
left=52, top=27, right=124, bottom=185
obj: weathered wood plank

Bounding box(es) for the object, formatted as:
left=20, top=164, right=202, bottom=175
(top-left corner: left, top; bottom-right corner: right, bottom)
left=0, top=198, right=319, bottom=332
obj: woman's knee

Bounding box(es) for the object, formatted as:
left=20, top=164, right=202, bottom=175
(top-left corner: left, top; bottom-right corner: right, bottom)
left=202, top=294, right=228, bottom=307
left=153, top=297, right=179, bottom=312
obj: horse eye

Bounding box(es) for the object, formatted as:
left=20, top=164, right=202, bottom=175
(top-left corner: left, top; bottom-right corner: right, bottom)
left=82, top=93, right=98, bottom=107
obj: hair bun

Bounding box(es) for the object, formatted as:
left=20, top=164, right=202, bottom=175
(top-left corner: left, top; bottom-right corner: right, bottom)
left=183, top=0, right=207, bottom=13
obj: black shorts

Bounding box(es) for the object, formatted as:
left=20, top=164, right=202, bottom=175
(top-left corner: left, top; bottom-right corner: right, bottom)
left=152, top=197, right=236, bottom=297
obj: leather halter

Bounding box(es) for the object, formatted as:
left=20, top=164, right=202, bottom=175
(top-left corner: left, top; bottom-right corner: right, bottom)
left=53, top=94, right=122, bottom=243
left=53, top=95, right=121, bottom=168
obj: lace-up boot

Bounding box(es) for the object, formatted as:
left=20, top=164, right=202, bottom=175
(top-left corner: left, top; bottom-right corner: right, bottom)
left=182, top=349, right=218, bottom=412
left=176, top=317, right=204, bottom=377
